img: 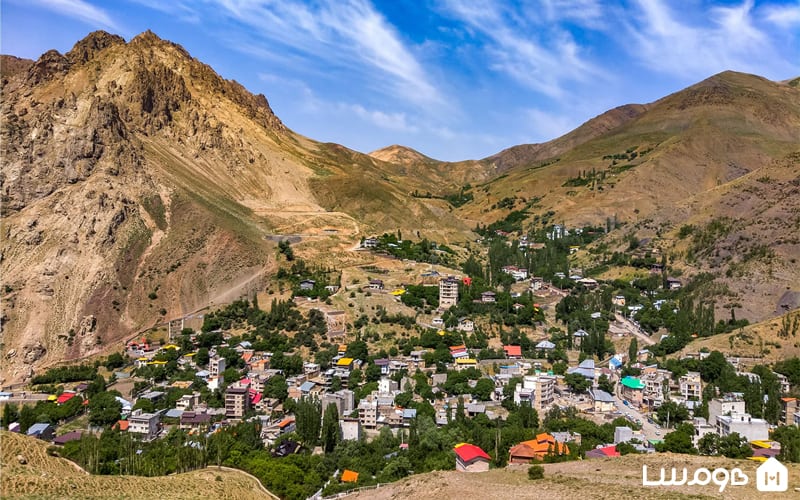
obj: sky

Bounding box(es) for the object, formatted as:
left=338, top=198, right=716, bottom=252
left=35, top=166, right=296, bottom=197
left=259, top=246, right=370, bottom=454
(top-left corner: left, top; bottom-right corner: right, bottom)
left=2, top=1, right=799, bottom=161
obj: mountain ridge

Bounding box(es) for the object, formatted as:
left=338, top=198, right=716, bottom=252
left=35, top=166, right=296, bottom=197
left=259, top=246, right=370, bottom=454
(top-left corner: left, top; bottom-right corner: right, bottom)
left=1, top=30, right=798, bottom=384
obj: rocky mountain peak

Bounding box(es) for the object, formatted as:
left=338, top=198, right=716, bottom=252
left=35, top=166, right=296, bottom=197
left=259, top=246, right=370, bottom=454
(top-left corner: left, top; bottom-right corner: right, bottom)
left=66, top=30, right=125, bottom=65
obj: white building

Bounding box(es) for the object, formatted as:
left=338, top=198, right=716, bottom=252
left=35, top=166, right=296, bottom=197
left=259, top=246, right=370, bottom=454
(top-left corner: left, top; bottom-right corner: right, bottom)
left=512, top=374, right=556, bottom=414
left=708, top=395, right=746, bottom=427
left=439, top=277, right=460, bottom=309
left=128, top=409, right=160, bottom=441
left=717, top=412, right=769, bottom=442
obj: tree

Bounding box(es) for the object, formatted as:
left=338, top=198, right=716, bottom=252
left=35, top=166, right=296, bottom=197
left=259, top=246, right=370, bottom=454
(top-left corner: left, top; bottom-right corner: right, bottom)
left=656, top=401, right=690, bottom=428
left=718, top=433, right=752, bottom=459
left=656, top=423, right=696, bottom=454
left=699, top=351, right=728, bottom=383
left=105, top=352, right=125, bottom=370
left=473, top=378, right=495, bottom=401
left=195, top=348, right=210, bottom=367
left=772, top=425, right=800, bottom=462
left=528, top=465, right=544, bottom=480
left=2, top=403, right=19, bottom=428
left=263, top=375, right=288, bottom=402
left=365, top=363, right=382, bottom=383
left=295, top=398, right=321, bottom=446
left=564, top=373, right=591, bottom=393
left=598, top=374, right=615, bottom=394
left=88, top=392, right=123, bottom=428
left=628, top=338, right=638, bottom=366
left=321, top=403, right=340, bottom=453
left=697, top=433, right=720, bottom=455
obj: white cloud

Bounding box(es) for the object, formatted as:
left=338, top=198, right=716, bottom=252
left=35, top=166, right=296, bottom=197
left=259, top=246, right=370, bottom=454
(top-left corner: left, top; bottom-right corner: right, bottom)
left=203, top=0, right=443, bottom=108
left=129, top=0, right=200, bottom=24
left=438, top=0, right=605, bottom=97
left=23, top=0, right=119, bottom=31
left=345, top=104, right=419, bottom=133
left=625, top=0, right=793, bottom=79
left=761, top=2, right=800, bottom=29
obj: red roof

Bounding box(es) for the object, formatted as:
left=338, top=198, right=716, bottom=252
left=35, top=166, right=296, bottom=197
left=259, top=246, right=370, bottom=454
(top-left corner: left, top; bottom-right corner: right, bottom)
left=454, top=443, right=490, bottom=463
left=594, top=445, right=620, bottom=457
left=57, top=392, right=77, bottom=404
left=503, top=345, right=522, bottom=357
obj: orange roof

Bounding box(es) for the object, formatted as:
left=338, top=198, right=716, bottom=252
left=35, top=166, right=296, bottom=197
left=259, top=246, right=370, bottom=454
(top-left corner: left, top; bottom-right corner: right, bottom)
left=516, top=433, right=570, bottom=456
left=503, top=345, right=522, bottom=357
left=338, top=344, right=348, bottom=353
left=781, top=397, right=797, bottom=402
left=449, top=344, right=466, bottom=352
left=242, top=352, right=254, bottom=363
left=278, top=417, right=295, bottom=428
left=341, top=470, right=359, bottom=483
left=116, top=420, right=129, bottom=431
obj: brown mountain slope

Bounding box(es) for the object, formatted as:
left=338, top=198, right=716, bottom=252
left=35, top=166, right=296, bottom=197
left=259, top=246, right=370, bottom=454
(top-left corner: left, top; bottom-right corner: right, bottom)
left=0, top=31, right=474, bottom=384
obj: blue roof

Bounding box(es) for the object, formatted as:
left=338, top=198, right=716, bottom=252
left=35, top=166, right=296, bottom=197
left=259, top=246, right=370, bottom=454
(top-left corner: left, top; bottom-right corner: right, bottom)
left=27, top=423, right=51, bottom=435
left=165, top=409, right=184, bottom=418
left=609, top=357, right=622, bottom=368
left=300, top=381, right=315, bottom=392
left=196, top=370, right=210, bottom=378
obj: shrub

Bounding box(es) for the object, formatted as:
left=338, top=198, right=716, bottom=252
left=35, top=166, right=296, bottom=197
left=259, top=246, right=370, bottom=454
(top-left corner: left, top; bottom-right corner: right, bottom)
left=528, top=465, right=544, bottom=480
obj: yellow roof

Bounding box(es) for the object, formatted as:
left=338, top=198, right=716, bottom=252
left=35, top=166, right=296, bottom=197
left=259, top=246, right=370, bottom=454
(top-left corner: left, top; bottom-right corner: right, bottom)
left=391, top=289, right=405, bottom=296
left=138, top=357, right=148, bottom=361
left=184, top=352, right=196, bottom=357
left=163, top=344, right=179, bottom=350
left=437, top=329, right=446, bottom=336
left=750, top=440, right=772, bottom=449
left=148, top=360, right=167, bottom=365
left=47, top=395, right=57, bottom=401
left=336, top=357, right=354, bottom=366
left=747, top=456, right=767, bottom=462
left=455, top=358, right=477, bottom=364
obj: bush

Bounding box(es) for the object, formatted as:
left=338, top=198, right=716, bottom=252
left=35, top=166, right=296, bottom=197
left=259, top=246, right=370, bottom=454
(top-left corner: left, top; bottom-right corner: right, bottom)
left=528, top=465, right=544, bottom=480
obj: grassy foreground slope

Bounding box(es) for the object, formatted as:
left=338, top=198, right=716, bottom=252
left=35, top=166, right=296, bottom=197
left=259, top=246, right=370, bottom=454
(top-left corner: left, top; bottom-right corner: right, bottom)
left=348, top=453, right=800, bottom=500
left=0, top=431, right=273, bottom=499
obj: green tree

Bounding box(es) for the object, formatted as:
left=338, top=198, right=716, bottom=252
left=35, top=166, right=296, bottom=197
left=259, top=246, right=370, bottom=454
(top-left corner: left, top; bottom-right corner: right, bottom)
left=473, top=378, right=495, bottom=401
left=263, top=375, right=288, bottom=402
left=656, top=401, right=690, bottom=428
left=528, top=465, right=544, bottom=480
left=295, top=398, right=321, bottom=446
left=656, top=423, right=697, bottom=454
left=88, top=392, right=123, bottom=428
left=598, top=374, right=615, bottom=394
left=365, top=363, right=382, bottom=383
left=772, top=425, right=800, bottom=462
left=2, top=403, right=19, bottom=428
left=195, top=348, right=210, bottom=367
left=564, top=373, right=591, bottom=393
left=717, top=433, right=753, bottom=459
left=628, top=338, right=638, bottom=366
left=321, top=403, right=340, bottom=453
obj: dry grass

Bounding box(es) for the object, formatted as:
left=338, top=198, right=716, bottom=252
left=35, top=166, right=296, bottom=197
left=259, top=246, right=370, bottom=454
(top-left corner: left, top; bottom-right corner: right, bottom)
left=347, top=453, right=800, bottom=500
left=0, top=431, right=273, bottom=499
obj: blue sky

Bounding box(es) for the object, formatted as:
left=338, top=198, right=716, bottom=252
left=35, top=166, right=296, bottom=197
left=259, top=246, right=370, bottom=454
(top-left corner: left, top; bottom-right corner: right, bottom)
left=2, top=1, right=799, bottom=161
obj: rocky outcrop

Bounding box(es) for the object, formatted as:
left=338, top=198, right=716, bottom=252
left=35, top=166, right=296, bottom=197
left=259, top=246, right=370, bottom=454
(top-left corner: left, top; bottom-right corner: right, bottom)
left=66, top=30, right=125, bottom=65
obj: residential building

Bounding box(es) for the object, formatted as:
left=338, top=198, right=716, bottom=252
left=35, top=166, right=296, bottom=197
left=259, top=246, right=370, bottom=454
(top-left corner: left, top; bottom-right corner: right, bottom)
left=358, top=398, right=378, bottom=429
left=362, top=237, right=378, bottom=248
left=680, top=371, right=702, bottom=400
left=128, top=410, right=160, bottom=441
left=692, top=417, right=716, bottom=446
left=717, top=412, right=769, bottom=441
left=457, top=318, right=474, bottom=333
left=503, top=345, right=522, bottom=359
left=209, top=355, right=226, bottom=378
left=180, top=411, right=212, bottom=432
left=340, top=418, right=361, bottom=441
left=480, top=291, right=496, bottom=303
left=26, top=423, right=55, bottom=441
left=781, top=397, right=799, bottom=426
left=620, top=377, right=645, bottom=408
left=530, top=277, right=544, bottom=292
left=586, top=445, right=621, bottom=459
left=508, top=433, right=569, bottom=463
left=708, top=395, right=746, bottom=427
left=589, top=389, right=616, bottom=413
left=322, top=389, right=355, bottom=418
left=439, top=277, right=460, bottom=308
left=368, top=279, right=384, bottom=290
left=454, top=443, right=490, bottom=472
left=513, top=374, right=556, bottom=413
left=225, top=386, right=251, bottom=418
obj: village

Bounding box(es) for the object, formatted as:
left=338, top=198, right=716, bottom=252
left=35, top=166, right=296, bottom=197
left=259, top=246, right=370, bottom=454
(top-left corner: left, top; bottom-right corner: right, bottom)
left=3, top=226, right=800, bottom=497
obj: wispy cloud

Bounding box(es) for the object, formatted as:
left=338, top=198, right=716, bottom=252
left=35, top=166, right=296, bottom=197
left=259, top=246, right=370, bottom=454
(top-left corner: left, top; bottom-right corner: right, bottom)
left=345, top=104, right=419, bottom=133
left=761, top=1, right=800, bottom=29
left=625, top=0, right=792, bottom=79
left=128, top=0, right=200, bottom=24
left=200, top=0, right=442, bottom=108
left=22, top=0, right=120, bottom=31
left=437, top=0, right=605, bottom=98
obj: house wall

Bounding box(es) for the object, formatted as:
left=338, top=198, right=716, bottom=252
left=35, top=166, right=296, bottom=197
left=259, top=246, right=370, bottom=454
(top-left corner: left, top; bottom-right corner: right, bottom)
left=456, top=457, right=490, bottom=472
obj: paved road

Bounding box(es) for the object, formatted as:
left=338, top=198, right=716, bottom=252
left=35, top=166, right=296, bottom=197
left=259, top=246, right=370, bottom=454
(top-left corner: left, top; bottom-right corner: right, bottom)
left=1, top=393, right=51, bottom=404
left=611, top=380, right=661, bottom=442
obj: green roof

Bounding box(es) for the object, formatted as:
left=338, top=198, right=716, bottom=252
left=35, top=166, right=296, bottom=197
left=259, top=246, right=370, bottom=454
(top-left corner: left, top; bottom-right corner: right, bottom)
left=621, top=376, right=645, bottom=390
